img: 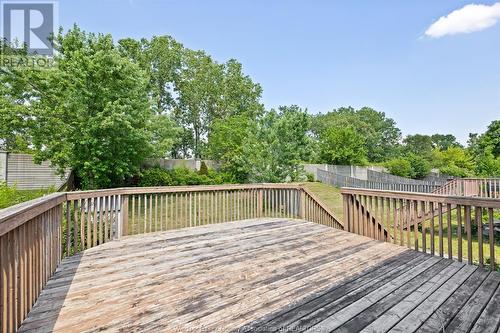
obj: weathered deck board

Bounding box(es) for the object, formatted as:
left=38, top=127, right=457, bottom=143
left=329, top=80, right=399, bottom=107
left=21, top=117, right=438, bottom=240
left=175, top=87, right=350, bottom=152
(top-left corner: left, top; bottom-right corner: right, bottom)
left=19, top=218, right=500, bottom=333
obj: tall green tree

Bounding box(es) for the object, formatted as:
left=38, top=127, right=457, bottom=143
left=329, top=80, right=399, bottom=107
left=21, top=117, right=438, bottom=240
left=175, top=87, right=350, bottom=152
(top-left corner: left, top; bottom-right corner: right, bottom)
left=249, top=106, right=312, bottom=182
left=432, top=147, right=474, bottom=177
left=174, top=50, right=224, bottom=158
left=174, top=51, right=263, bottom=158
left=430, top=134, right=461, bottom=150
left=119, top=36, right=183, bottom=114
left=0, top=43, right=34, bottom=152
left=319, top=127, right=367, bottom=165
left=312, top=107, right=400, bottom=163
left=468, top=121, right=500, bottom=176
left=19, top=26, right=154, bottom=189
left=207, top=115, right=256, bottom=183
left=118, top=36, right=183, bottom=158
left=403, top=134, right=433, bottom=159
left=0, top=92, right=31, bottom=152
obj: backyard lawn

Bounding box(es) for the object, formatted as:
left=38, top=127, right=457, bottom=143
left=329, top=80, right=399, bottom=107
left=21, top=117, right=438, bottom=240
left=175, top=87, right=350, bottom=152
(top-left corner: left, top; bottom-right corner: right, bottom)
left=303, top=181, right=344, bottom=221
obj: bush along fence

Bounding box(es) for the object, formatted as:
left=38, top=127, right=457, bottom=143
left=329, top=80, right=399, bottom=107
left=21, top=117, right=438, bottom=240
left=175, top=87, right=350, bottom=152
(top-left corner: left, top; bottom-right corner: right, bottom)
left=0, top=184, right=341, bottom=332
left=317, top=169, right=443, bottom=193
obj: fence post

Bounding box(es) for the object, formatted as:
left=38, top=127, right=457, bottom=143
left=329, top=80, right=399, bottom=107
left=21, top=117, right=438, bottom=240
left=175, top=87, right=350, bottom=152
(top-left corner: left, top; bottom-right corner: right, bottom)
left=120, top=195, right=129, bottom=237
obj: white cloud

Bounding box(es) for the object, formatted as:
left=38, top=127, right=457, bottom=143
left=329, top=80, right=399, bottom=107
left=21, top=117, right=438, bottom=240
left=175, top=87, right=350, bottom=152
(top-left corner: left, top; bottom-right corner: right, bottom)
left=425, top=3, right=500, bottom=38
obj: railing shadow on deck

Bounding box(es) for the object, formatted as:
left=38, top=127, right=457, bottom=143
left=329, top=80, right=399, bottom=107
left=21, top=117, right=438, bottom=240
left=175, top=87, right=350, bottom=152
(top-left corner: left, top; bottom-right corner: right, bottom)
left=17, top=254, right=83, bottom=333
left=0, top=183, right=342, bottom=333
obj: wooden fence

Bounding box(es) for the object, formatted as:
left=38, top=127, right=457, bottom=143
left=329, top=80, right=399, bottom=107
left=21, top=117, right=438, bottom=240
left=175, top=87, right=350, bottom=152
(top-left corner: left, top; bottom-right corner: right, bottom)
left=341, top=188, right=500, bottom=271
left=366, top=169, right=448, bottom=186
left=318, top=169, right=441, bottom=193
left=433, top=178, right=500, bottom=198
left=0, top=184, right=341, bottom=333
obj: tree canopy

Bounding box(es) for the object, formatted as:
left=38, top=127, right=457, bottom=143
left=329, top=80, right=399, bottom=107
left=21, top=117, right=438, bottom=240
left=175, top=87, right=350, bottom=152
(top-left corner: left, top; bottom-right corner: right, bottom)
left=1, top=25, right=498, bottom=189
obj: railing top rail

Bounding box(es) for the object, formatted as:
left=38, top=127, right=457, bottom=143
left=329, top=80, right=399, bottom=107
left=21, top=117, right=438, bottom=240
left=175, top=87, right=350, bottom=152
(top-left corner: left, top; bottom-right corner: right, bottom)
left=455, top=177, right=500, bottom=180
left=65, top=183, right=302, bottom=200
left=1, top=183, right=318, bottom=236
left=340, top=187, right=500, bottom=208
left=0, top=192, right=66, bottom=236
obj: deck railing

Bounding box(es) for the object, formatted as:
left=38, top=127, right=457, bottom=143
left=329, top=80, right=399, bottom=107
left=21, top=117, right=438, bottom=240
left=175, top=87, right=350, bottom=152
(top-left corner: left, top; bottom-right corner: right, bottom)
left=341, top=187, right=500, bottom=271
left=432, top=178, right=500, bottom=198
left=0, top=184, right=341, bottom=333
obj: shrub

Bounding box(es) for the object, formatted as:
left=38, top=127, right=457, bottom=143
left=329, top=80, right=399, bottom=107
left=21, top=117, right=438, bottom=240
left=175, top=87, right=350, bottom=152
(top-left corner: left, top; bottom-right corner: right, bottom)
left=438, top=165, right=471, bottom=178
left=407, top=154, right=431, bottom=179
left=199, top=161, right=209, bottom=175
left=138, top=167, right=173, bottom=187
left=306, top=172, right=315, bottom=182
left=0, top=181, right=18, bottom=208
left=385, top=158, right=412, bottom=178
left=385, top=155, right=431, bottom=179
left=139, top=166, right=233, bottom=187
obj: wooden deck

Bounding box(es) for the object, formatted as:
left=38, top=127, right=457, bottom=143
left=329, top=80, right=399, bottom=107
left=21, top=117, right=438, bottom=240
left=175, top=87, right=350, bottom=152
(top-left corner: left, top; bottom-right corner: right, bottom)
left=19, top=218, right=500, bottom=333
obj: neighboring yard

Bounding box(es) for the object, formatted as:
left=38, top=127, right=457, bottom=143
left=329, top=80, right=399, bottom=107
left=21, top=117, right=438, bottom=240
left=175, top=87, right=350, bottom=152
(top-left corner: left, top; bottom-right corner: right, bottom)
left=0, top=183, right=56, bottom=209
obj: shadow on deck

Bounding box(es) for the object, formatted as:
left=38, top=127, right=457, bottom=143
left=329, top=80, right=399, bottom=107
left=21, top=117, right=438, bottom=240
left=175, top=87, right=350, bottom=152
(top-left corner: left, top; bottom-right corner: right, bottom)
left=20, top=219, right=500, bottom=333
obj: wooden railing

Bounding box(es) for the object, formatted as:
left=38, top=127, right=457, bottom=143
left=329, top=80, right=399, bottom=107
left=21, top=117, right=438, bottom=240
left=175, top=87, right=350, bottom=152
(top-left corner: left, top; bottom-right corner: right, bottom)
left=0, top=184, right=341, bottom=333
left=433, top=178, right=500, bottom=198
left=342, top=187, right=500, bottom=270
left=0, top=193, right=66, bottom=333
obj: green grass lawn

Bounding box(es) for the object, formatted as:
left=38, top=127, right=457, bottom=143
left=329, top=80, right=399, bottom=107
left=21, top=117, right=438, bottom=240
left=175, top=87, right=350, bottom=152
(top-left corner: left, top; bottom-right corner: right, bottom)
left=0, top=183, right=56, bottom=209
left=303, top=181, right=344, bottom=221
left=396, top=209, right=500, bottom=269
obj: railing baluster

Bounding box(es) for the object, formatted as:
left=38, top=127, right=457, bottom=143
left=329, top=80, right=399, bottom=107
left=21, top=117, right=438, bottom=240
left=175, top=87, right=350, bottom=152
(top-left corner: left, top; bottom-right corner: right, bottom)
left=488, top=207, right=495, bottom=270
left=406, top=200, right=411, bottom=249
left=92, top=197, right=98, bottom=247
left=420, top=201, right=426, bottom=253
left=457, top=204, right=462, bottom=262
left=73, top=200, right=78, bottom=254
left=438, top=203, right=443, bottom=257
left=476, top=206, right=483, bottom=267
left=66, top=202, right=71, bottom=256
left=149, top=194, right=153, bottom=232
left=447, top=203, right=452, bottom=259
left=99, top=197, right=104, bottom=244
left=413, top=200, right=418, bottom=251
left=466, top=205, right=472, bottom=265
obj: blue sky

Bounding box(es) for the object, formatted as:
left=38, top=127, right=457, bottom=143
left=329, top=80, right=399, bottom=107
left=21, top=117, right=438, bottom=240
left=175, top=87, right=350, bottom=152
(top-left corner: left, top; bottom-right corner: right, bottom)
left=58, top=0, right=500, bottom=144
